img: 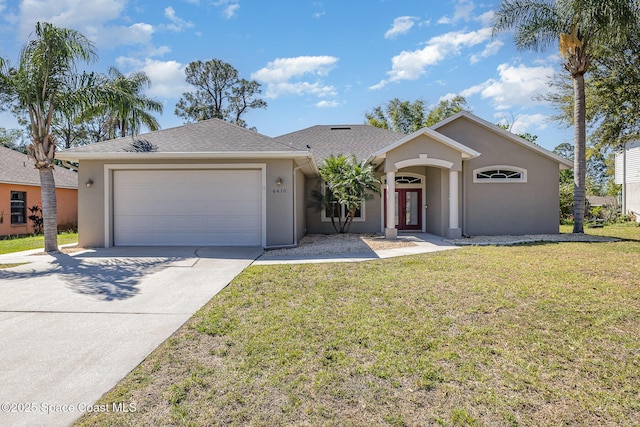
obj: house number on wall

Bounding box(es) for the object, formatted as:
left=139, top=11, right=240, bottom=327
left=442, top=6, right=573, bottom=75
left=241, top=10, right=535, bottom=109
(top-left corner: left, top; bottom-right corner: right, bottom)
left=273, top=188, right=287, bottom=194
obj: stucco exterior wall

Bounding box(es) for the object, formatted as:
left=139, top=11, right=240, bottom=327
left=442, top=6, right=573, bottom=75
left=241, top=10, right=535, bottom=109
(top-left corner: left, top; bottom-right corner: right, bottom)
left=0, top=183, right=77, bottom=236
left=295, top=168, right=306, bottom=241
left=384, top=135, right=463, bottom=172
left=424, top=168, right=449, bottom=237
left=77, top=158, right=296, bottom=247
left=437, top=117, right=560, bottom=235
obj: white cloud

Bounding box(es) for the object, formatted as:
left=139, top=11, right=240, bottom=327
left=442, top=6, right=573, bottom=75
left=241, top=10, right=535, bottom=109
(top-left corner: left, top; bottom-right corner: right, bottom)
left=0, top=0, right=6, bottom=13
left=104, top=22, right=155, bottom=47
left=438, top=0, right=475, bottom=25
left=438, top=93, right=458, bottom=103
left=16, top=0, right=161, bottom=49
left=476, top=10, right=495, bottom=26
left=116, top=57, right=189, bottom=99
left=316, top=100, right=340, bottom=108
left=163, top=6, right=194, bottom=32
left=453, top=0, right=475, bottom=21
left=384, top=16, right=417, bottom=39
left=252, top=56, right=339, bottom=99
left=496, top=113, right=549, bottom=134
left=213, top=0, right=239, bottom=18
left=461, top=63, right=555, bottom=109
left=470, top=39, right=504, bottom=64
left=371, top=27, right=492, bottom=89
left=18, top=0, right=126, bottom=40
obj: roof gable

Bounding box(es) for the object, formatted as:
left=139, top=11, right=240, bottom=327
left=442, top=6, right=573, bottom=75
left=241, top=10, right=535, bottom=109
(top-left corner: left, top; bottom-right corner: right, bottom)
left=432, top=111, right=572, bottom=169
left=369, top=126, right=481, bottom=160
left=57, top=119, right=306, bottom=159
left=0, top=146, right=78, bottom=188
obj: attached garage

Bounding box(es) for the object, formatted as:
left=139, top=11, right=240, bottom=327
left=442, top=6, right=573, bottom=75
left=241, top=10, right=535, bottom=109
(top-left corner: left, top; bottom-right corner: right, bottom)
left=112, top=168, right=264, bottom=246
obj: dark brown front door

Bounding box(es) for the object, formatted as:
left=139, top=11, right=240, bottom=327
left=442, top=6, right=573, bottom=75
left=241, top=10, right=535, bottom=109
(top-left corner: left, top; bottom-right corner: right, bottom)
left=385, top=189, right=422, bottom=230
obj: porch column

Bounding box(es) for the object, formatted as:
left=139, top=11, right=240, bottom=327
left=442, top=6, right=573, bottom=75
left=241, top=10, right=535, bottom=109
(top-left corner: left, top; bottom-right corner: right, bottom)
left=385, top=171, right=397, bottom=239
left=447, top=170, right=462, bottom=239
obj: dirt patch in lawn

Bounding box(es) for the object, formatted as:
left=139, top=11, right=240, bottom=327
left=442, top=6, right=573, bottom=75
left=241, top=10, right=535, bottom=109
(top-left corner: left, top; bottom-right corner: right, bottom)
left=265, top=233, right=417, bottom=256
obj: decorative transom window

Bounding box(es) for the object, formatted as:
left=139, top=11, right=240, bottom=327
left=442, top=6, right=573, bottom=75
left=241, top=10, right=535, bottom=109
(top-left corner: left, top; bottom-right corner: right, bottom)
left=473, top=166, right=527, bottom=183
left=395, top=175, right=422, bottom=184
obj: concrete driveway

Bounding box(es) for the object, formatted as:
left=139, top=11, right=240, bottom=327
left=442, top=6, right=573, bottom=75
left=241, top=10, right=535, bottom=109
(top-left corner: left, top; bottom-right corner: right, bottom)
left=0, top=246, right=262, bottom=427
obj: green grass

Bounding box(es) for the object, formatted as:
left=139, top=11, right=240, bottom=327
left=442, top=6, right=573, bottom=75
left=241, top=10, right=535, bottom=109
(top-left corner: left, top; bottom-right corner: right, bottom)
left=561, top=221, right=640, bottom=240
left=0, top=263, right=27, bottom=269
left=75, top=224, right=640, bottom=426
left=0, top=232, right=78, bottom=254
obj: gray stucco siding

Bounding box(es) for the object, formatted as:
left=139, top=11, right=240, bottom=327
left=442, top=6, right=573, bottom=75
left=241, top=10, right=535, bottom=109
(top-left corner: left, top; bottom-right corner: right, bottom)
left=384, top=135, right=463, bottom=172
left=439, top=118, right=561, bottom=236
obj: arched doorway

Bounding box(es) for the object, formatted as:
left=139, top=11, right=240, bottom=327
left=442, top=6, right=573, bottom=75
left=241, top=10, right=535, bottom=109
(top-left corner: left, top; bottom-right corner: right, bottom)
left=383, top=173, right=424, bottom=231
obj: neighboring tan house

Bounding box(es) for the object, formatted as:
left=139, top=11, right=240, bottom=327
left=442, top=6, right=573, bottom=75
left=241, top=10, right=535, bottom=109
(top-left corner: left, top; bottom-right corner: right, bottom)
left=56, top=111, right=571, bottom=248
left=0, top=145, right=78, bottom=236
left=615, top=139, right=640, bottom=221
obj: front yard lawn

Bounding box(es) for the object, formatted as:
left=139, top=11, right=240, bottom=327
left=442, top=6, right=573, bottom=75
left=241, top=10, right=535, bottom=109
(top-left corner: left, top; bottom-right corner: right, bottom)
left=0, top=232, right=78, bottom=255
left=76, top=224, right=639, bottom=426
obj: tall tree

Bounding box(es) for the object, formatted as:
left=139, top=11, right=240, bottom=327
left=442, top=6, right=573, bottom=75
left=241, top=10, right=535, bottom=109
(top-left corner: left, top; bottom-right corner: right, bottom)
left=104, top=67, right=163, bottom=138
left=365, top=96, right=469, bottom=134
left=175, top=59, right=266, bottom=127
left=424, top=95, right=469, bottom=126
left=0, top=22, right=97, bottom=252
left=493, top=0, right=639, bottom=233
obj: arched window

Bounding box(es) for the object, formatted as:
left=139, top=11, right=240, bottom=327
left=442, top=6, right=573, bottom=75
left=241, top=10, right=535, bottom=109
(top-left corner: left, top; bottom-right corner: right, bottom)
left=395, top=175, right=422, bottom=184
left=473, top=166, right=527, bottom=183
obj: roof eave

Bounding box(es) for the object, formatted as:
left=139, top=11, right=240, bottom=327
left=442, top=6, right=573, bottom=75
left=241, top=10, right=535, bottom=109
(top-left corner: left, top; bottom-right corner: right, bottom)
left=0, top=180, right=77, bottom=189
left=56, top=151, right=313, bottom=162
left=432, top=111, right=573, bottom=169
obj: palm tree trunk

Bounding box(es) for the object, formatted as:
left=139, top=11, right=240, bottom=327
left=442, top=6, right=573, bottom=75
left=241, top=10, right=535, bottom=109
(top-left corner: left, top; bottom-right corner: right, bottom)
left=572, top=73, right=587, bottom=233
left=39, top=168, right=59, bottom=252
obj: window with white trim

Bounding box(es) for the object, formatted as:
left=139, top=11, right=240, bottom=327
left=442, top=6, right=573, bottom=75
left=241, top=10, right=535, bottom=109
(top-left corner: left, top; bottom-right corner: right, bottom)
left=473, top=166, right=527, bottom=183
left=321, top=185, right=364, bottom=222
left=10, top=191, right=26, bottom=224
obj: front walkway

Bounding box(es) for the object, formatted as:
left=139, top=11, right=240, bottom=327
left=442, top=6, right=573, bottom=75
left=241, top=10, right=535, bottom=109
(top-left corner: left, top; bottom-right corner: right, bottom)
left=253, top=233, right=459, bottom=265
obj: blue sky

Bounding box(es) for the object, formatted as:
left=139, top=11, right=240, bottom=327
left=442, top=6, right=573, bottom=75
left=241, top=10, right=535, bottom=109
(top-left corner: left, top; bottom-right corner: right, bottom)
left=0, top=0, right=574, bottom=151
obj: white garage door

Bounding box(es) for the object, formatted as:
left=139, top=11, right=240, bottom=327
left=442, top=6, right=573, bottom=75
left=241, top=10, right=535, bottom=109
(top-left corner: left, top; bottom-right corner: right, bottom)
left=113, top=169, right=262, bottom=246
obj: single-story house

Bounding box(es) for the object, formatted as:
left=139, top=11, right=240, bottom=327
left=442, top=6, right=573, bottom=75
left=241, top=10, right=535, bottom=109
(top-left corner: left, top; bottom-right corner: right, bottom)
left=615, top=139, right=640, bottom=221
left=0, top=145, right=78, bottom=236
left=56, top=111, right=572, bottom=248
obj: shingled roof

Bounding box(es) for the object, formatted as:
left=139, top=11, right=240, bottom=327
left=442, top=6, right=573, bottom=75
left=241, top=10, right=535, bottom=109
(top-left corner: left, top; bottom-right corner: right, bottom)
left=274, top=125, right=404, bottom=163
left=0, top=145, right=77, bottom=189
left=58, top=118, right=304, bottom=155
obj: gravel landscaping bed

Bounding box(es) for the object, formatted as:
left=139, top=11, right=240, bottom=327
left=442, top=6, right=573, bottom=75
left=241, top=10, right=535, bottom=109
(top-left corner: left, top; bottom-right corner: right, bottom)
left=265, top=233, right=417, bottom=256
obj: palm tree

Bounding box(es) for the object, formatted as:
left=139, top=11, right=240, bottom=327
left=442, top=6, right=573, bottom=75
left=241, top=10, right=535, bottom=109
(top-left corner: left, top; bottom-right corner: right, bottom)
left=105, top=67, right=163, bottom=138
left=0, top=22, right=96, bottom=252
left=493, top=0, right=639, bottom=233
left=312, top=155, right=381, bottom=233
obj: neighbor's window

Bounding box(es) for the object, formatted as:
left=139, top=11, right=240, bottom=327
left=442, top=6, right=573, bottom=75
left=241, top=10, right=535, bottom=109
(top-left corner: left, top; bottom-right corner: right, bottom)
left=10, top=191, right=26, bottom=224
left=322, top=185, right=364, bottom=221
left=473, top=166, right=527, bottom=183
